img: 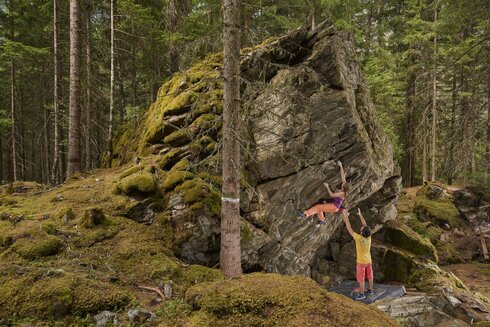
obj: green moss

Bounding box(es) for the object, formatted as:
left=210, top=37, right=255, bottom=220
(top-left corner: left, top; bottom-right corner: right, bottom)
left=119, top=165, right=144, bottom=180
left=159, top=149, right=185, bottom=171
left=185, top=273, right=398, bottom=327
left=116, top=172, right=156, bottom=195
left=172, top=158, right=191, bottom=171
left=55, top=207, right=75, bottom=222
left=163, top=171, right=194, bottom=191
left=72, top=278, right=133, bottom=315
left=408, top=263, right=469, bottom=292
left=382, top=248, right=414, bottom=283
left=189, top=114, right=221, bottom=134
left=414, top=196, right=459, bottom=228
left=163, top=129, right=191, bottom=146
left=473, top=322, right=490, bottom=327
left=180, top=265, right=224, bottom=287
left=241, top=223, right=251, bottom=243
left=164, top=90, right=197, bottom=116
left=75, top=226, right=120, bottom=247
left=405, top=215, right=443, bottom=244
left=14, top=235, right=62, bottom=259
left=79, top=207, right=110, bottom=229
left=382, top=221, right=438, bottom=262
left=175, top=179, right=221, bottom=215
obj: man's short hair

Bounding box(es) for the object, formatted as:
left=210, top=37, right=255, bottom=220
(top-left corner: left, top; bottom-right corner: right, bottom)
left=361, top=226, right=371, bottom=238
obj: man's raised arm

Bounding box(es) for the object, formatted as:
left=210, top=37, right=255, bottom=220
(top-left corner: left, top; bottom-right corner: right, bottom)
left=357, top=208, right=367, bottom=227
left=341, top=210, right=354, bottom=238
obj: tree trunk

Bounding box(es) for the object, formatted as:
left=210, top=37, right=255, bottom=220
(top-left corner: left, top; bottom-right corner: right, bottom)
left=447, top=72, right=457, bottom=185
left=422, top=113, right=428, bottom=183
left=52, top=0, right=63, bottom=184
left=67, top=0, right=82, bottom=178
left=108, top=0, right=115, bottom=151
left=487, top=42, right=490, bottom=174
left=308, top=0, right=321, bottom=31
left=430, top=1, right=438, bottom=181
left=85, top=2, right=92, bottom=171
left=220, top=0, right=242, bottom=279
left=10, top=7, right=17, bottom=182
left=402, top=72, right=416, bottom=187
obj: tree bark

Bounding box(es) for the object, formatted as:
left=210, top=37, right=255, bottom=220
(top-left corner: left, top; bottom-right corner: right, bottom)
left=487, top=41, right=490, bottom=174
left=422, top=114, right=428, bottom=183
left=431, top=1, right=438, bottom=181
left=108, top=0, right=115, bottom=151
left=447, top=72, right=457, bottom=185
left=308, top=0, right=321, bottom=31
left=10, top=8, right=17, bottom=182
left=220, top=0, right=242, bottom=279
left=51, top=0, right=63, bottom=184
left=85, top=1, right=92, bottom=171
left=402, top=72, right=416, bottom=187
left=67, top=0, right=82, bottom=178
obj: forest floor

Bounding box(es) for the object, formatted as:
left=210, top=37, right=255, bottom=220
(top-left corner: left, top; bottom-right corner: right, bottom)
left=446, top=263, right=490, bottom=298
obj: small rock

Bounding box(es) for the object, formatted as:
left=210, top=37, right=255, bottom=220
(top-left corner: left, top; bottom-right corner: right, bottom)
left=164, top=281, right=173, bottom=299
left=446, top=295, right=462, bottom=307
left=94, top=310, right=116, bottom=327
left=53, top=194, right=64, bottom=202
left=128, top=308, right=155, bottom=323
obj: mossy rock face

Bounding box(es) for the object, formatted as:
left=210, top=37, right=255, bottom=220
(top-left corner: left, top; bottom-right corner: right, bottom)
left=408, top=263, right=469, bottom=293
left=185, top=273, right=398, bottom=327
left=118, top=165, right=144, bottom=180
left=381, top=220, right=438, bottom=262
left=80, top=207, right=110, bottom=229
left=175, top=179, right=221, bottom=216
left=13, top=235, right=62, bottom=260
left=116, top=172, right=156, bottom=195
left=414, top=196, right=459, bottom=228
left=163, top=170, right=195, bottom=191
left=382, top=248, right=414, bottom=283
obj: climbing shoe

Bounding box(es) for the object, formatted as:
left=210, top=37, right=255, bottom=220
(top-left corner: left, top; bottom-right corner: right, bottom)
left=297, top=212, right=307, bottom=220
left=366, top=289, right=375, bottom=296
left=355, top=293, right=366, bottom=300
left=316, top=220, right=326, bottom=227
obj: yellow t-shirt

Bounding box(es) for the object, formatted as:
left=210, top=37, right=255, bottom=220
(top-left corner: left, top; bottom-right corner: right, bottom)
left=353, top=232, right=372, bottom=264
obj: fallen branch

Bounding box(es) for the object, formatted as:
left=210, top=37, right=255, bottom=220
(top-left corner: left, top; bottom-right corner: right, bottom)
left=137, top=285, right=165, bottom=301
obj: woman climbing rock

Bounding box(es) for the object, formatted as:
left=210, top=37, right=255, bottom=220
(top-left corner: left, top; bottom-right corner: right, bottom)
left=297, top=160, right=349, bottom=227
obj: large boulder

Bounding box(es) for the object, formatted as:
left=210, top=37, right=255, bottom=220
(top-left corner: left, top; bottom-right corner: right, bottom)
left=109, top=21, right=398, bottom=276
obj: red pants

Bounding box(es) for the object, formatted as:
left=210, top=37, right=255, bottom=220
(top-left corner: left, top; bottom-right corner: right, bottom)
left=356, top=263, right=373, bottom=284
left=305, top=203, right=339, bottom=221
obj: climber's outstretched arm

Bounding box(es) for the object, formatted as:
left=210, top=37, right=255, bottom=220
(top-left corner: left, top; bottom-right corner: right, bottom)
left=342, top=211, right=354, bottom=238
left=357, top=208, right=367, bottom=227
left=338, top=161, right=347, bottom=185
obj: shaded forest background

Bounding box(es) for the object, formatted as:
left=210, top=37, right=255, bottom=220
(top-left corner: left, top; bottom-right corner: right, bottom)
left=0, top=0, right=489, bottom=187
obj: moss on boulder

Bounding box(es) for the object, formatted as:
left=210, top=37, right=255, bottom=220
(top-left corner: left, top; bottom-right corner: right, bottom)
left=382, top=220, right=438, bottom=262
left=115, top=171, right=156, bottom=195
left=414, top=196, right=459, bottom=228
left=382, top=248, right=414, bottom=283
left=185, top=273, right=398, bottom=327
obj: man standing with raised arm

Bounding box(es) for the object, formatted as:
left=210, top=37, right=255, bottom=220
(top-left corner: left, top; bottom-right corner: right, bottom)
left=341, top=209, right=374, bottom=300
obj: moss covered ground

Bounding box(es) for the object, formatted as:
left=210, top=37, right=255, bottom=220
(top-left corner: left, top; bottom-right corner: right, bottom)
left=0, top=162, right=223, bottom=325
left=185, top=273, right=398, bottom=327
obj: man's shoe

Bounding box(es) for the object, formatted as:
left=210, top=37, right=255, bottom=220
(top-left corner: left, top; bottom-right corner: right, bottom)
left=366, top=289, right=375, bottom=296
left=316, top=220, right=326, bottom=227
left=297, top=212, right=307, bottom=220
left=355, top=293, right=366, bottom=300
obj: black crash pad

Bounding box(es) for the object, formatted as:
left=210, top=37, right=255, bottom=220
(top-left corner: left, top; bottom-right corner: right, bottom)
left=328, top=280, right=406, bottom=304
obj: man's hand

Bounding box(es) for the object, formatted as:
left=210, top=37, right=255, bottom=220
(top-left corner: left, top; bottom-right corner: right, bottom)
left=323, top=182, right=329, bottom=189
left=357, top=208, right=361, bottom=215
